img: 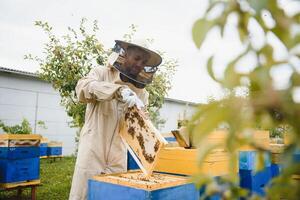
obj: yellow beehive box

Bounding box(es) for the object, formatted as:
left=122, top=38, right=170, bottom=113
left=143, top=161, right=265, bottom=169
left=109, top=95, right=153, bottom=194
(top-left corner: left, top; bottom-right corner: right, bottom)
left=191, top=130, right=227, bottom=150
left=154, top=147, right=232, bottom=176
left=238, top=130, right=270, bottom=151
left=192, top=130, right=270, bottom=151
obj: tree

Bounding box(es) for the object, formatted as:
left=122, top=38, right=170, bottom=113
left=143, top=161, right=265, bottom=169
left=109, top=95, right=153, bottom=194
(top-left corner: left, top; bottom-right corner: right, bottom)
left=25, top=19, right=176, bottom=149
left=191, top=0, right=300, bottom=199
left=0, top=119, right=46, bottom=134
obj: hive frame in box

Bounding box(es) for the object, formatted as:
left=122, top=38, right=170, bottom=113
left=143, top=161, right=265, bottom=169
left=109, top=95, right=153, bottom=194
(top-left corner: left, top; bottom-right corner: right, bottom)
left=88, top=170, right=198, bottom=200
left=119, top=106, right=167, bottom=177
left=92, top=170, right=189, bottom=190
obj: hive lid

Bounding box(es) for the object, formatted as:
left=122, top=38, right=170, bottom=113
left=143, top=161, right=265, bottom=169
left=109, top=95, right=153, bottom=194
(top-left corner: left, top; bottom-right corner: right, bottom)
left=0, top=134, right=42, bottom=140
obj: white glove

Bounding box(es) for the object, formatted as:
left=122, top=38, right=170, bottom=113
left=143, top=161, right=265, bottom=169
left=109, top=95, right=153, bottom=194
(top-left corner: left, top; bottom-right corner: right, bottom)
left=120, top=88, right=144, bottom=109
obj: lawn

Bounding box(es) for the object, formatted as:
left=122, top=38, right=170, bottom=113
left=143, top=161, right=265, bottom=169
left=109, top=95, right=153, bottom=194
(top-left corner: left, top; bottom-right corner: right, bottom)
left=0, top=156, right=76, bottom=200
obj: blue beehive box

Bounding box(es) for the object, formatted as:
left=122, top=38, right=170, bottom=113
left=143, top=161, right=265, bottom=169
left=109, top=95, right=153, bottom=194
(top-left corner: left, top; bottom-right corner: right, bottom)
left=40, top=143, right=48, bottom=157
left=39, top=137, right=49, bottom=158
left=0, top=134, right=41, bottom=184
left=0, top=157, right=40, bottom=183
left=0, top=146, right=40, bottom=159
left=47, top=141, right=63, bottom=156
left=127, top=151, right=139, bottom=170
left=88, top=171, right=199, bottom=200
left=293, top=149, right=300, bottom=163
left=270, top=163, right=281, bottom=178
left=239, top=151, right=272, bottom=196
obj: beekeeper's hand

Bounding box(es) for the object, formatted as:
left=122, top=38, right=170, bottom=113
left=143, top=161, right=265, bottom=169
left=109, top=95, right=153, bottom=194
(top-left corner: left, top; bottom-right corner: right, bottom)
left=120, top=88, right=144, bottom=109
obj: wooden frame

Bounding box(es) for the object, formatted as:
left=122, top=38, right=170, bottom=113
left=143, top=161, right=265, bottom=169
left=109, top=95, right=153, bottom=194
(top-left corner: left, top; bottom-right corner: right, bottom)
left=119, top=106, right=167, bottom=177
left=171, top=130, right=189, bottom=148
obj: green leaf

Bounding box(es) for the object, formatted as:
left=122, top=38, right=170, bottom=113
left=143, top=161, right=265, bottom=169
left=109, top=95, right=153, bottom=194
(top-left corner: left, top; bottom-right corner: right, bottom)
left=192, top=19, right=215, bottom=48
left=206, top=56, right=221, bottom=83
left=291, top=72, right=300, bottom=86
left=223, top=49, right=249, bottom=89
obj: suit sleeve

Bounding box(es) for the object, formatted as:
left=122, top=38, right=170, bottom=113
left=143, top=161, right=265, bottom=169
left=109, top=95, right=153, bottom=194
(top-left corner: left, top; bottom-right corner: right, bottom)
left=75, top=67, right=124, bottom=103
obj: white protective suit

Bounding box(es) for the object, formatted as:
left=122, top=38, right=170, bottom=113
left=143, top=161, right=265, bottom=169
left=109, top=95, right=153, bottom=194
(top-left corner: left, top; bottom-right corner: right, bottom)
left=69, top=65, right=148, bottom=200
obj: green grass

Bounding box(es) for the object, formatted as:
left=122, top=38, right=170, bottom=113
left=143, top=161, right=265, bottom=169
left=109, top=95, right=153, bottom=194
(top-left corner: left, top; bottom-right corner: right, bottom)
left=0, top=156, right=76, bottom=200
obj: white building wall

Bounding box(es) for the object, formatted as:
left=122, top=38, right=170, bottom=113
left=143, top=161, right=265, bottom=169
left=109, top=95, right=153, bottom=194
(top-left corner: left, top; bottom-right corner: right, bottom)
left=0, top=70, right=198, bottom=155
left=0, top=72, right=77, bottom=155
left=158, top=99, right=197, bottom=133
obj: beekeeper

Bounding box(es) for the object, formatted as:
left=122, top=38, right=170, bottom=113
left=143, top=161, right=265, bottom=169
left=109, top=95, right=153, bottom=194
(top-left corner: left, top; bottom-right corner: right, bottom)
left=69, top=39, right=162, bottom=200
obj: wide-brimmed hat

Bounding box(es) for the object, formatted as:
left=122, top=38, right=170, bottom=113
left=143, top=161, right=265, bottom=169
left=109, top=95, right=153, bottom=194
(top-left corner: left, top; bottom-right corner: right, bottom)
left=115, top=39, right=162, bottom=67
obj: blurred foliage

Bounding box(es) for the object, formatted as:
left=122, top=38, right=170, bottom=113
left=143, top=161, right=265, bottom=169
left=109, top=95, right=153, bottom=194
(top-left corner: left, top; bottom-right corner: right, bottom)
left=192, top=0, right=300, bottom=199
left=0, top=119, right=46, bottom=134
left=25, top=19, right=176, bottom=151
left=146, top=53, right=177, bottom=128
left=270, top=124, right=290, bottom=139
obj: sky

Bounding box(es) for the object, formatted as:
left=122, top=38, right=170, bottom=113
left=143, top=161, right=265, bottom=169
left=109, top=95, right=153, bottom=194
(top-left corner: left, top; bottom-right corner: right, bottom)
left=0, top=0, right=298, bottom=103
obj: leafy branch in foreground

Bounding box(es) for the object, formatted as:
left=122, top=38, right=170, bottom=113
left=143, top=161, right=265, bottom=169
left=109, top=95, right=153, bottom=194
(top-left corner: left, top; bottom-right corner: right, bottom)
left=191, top=0, right=300, bottom=199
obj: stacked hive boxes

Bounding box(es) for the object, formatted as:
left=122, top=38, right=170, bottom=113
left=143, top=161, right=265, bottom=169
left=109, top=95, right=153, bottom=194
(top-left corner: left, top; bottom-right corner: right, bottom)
left=0, top=134, right=41, bottom=185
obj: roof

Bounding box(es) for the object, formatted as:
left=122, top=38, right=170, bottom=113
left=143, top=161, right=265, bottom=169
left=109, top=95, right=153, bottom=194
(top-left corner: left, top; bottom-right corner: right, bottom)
left=164, top=97, right=199, bottom=106
left=0, top=66, right=38, bottom=78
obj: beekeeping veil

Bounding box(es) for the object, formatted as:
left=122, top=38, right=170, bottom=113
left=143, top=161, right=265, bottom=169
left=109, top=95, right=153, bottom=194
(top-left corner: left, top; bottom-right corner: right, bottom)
left=107, top=39, right=162, bottom=88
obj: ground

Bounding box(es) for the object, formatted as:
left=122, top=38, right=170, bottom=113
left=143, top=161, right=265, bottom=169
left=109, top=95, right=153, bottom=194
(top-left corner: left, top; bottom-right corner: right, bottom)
left=0, top=156, right=75, bottom=200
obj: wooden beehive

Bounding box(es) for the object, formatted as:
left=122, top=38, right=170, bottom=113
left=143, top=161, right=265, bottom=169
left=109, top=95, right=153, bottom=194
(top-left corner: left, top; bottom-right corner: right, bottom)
left=239, top=130, right=270, bottom=151
left=0, top=134, right=41, bottom=159
left=155, top=130, right=269, bottom=176
left=88, top=171, right=198, bottom=200
left=47, top=141, right=63, bottom=157
left=119, top=106, right=167, bottom=177
left=191, top=130, right=270, bottom=151
left=0, top=134, right=41, bottom=184
left=154, top=147, right=232, bottom=176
